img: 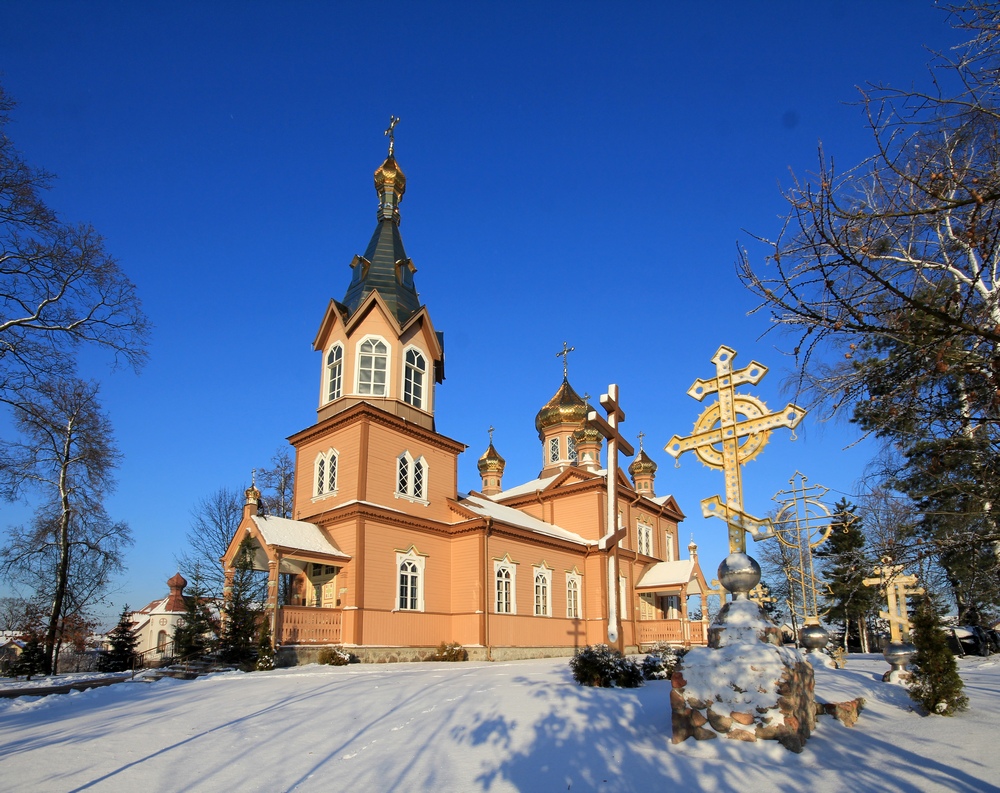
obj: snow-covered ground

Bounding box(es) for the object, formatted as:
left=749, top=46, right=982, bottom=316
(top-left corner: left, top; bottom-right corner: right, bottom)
left=1, top=654, right=996, bottom=792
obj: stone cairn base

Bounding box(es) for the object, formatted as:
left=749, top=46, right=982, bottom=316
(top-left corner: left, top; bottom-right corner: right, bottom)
left=671, top=599, right=817, bottom=753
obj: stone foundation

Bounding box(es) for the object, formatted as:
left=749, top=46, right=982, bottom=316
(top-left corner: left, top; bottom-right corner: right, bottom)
left=670, top=600, right=818, bottom=753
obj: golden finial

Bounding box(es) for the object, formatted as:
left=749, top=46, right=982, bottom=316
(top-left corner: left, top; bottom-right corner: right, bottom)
left=556, top=342, right=575, bottom=378
left=488, top=425, right=495, bottom=444
left=385, top=115, right=400, bottom=156
left=637, top=431, right=646, bottom=452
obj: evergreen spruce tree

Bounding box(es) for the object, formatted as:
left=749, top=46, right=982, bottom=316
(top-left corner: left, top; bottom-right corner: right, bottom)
left=908, top=595, right=968, bottom=716
left=218, top=537, right=264, bottom=665
left=817, top=499, right=880, bottom=651
left=173, top=565, right=218, bottom=659
left=98, top=605, right=139, bottom=672
left=13, top=632, right=45, bottom=679
left=255, top=618, right=275, bottom=671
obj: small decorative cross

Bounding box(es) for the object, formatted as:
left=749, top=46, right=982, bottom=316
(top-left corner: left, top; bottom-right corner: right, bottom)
left=385, top=115, right=400, bottom=155
left=637, top=430, right=646, bottom=452
left=488, top=425, right=495, bottom=444
left=556, top=342, right=575, bottom=378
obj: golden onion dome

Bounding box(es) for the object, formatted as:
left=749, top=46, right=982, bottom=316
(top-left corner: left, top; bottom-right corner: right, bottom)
left=628, top=448, right=658, bottom=477
left=573, top=415, right=603, bottom=445
left=374, top=153, right=406, bottom=198
left=478, top=442, right=506, bottom=475
left=535, top=378, right=589, bottom=439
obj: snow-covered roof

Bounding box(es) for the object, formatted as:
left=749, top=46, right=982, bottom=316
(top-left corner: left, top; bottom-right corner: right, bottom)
left=459, top=493, right=594, bottom=547
left=252, top=515, right=351, bottom=559
left=492, top=475, right=560, bottom=499
left=636, top=560, right=697, bottom=591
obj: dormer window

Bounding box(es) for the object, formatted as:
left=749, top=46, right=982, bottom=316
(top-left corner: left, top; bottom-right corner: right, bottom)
left=358, top=338, right=388, bottom=397
left=403, top=348, right=426, bottom=409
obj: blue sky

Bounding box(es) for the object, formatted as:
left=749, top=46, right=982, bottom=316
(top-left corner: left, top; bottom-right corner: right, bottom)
left=0, top=1, right=963, bottom=624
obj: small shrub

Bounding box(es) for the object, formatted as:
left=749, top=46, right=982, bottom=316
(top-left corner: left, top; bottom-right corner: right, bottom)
left=431, top=641, right=468, bottom=661
left=642, top=644, right=688, bottom=681
left=317, top=647, right=354, bottom=666
left=255, top=621, right=275, bottom=671
left=570, top=644, right=643, bottom=688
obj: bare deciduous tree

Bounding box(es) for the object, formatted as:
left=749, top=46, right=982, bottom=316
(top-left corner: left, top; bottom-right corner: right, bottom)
left=0, top=379, right=132, bottom=673
left=178, top=487, right=244, bottom=601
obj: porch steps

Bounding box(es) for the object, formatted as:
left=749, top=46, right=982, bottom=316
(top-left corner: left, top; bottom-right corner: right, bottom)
left=140, top=659, right=235, bottom=682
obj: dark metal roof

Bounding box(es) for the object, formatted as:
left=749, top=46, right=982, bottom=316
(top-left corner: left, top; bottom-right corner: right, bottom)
left=340, top=218, right=422, bottom=325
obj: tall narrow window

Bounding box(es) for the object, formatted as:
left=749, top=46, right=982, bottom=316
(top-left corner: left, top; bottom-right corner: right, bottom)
left=399, top=560, right=419, bottom=610
left=637, top=521, right=652, bottom=556
left=496, top=567, right=512, bottom=614
left=548, top=436, right=560, bottom=464
left=567, top=434, right=577, bottom=463
left=314, top=450, right=338, bottom=497
left=566, top=574, right=581, bottom=619
left=157, top=630, right=168, bottom=653
left=396, top=549, right=426, bottom=611
left=533, top=567, right=551, bottom=616
left=326, top=344, right=343, bottom=401
left=358, top=338, right=388, bottom=396
left=404, top=348, right=426, bottom=408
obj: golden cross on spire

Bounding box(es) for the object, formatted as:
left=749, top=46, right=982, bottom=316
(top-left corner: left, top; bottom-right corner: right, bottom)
left=556, top=341, right=575, bottom=378
left=385, top=115, right=400, bottom=155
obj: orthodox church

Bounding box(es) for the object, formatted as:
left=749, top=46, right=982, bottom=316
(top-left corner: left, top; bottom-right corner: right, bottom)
left=221, top=132, right=708, bottom=663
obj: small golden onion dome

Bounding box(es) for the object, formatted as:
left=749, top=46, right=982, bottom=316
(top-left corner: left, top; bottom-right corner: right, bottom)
left=478, top=442, right=506, bottom=475
left=573, top=416, right=603, bottom=445
left=535, top=378, right=589, bottom=439
left=628, top=448, right=658, bottom=477
left=374, top=153, right=406, bottom=198
left=245, top=483, right=262, bottom=504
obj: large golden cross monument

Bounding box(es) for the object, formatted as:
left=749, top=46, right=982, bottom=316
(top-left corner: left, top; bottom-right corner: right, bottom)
left=665, top=345, right=806, bottom=554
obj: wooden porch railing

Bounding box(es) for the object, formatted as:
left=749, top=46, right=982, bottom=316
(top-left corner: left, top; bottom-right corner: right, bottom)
left=280, top=606, right=342, bottom=645
left=636, top=618, right=709, bottom=647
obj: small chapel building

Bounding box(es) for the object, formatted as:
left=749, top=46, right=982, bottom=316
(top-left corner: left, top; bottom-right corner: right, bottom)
left=221, top=135, right=708, bottom=663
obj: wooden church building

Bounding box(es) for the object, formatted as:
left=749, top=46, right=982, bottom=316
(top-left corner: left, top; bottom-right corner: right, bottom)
left=221, top=134, right=708, bottom=663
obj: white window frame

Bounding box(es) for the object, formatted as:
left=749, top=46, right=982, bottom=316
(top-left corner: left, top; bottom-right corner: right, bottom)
left=533, top=565, right=552, bottom=617
left=313, top=448, right=339, bottom=499
left=395, top=451, right=428, bottom=504
left=566, top=572, right=582, bottom=619
left=356, top=336, right=389, bottom=397
left=567, top=434, right=577, bottom=462
left=326, top=343, right=344, bottom=402
left=403, top=346, right=427, bottom=409
left=494, top=556, right=517, bottom=614
left=547, top=436, right=560, bottom=464
left=395, top=548, right=426, bottom=611
left=637, top=520, right=652, bottom=556
left=664, top=531, right=674, bottom=561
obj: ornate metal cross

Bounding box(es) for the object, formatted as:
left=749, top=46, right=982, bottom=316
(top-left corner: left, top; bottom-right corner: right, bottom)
left=385, top=115, right=400, bottom=155
left=556, top=341, right=575, bottom=378
left=665, top=345, right=806, bottom=554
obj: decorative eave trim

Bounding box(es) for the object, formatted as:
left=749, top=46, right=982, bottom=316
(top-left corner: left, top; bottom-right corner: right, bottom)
left=288, top=400, right=466, bottom=454
left=312, top=298, right=350, bottom=351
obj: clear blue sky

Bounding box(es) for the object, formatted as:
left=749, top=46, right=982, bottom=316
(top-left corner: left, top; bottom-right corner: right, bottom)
left=0, top=1, right=962, bottom=625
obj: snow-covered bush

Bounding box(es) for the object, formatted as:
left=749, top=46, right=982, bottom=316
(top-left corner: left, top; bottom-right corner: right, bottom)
left=641, top=644, right=688, bottom=680
left=317, top=647, right=355, bottom=666
left=570, top=644, right=643, bottom=688
left=430, top=642, right=467, bottom=661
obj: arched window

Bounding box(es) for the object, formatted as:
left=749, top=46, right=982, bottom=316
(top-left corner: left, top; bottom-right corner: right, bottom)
left=396, top=548, right=426, bottom=611
left=396, top=452, right=427, bottom=502
left=534, top=567, right=551, bottom=616
left=358, top=338, right=388, bottom=396
left=403, top=348, right=426, bottom=409
left=494, top=556, right=517, bottom=614
left=566, top=574, right=581, bottom=619
left=156, top=630, right=168, bottom=653
left=326, top=344, right=344, bottom=401
left=314, top=449, right=338, bottom=497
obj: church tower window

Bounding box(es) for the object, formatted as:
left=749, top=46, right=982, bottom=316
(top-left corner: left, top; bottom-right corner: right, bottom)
left=314, top=449, right=338, bottom=497
left=567, top=434, right=577, bottom=462
left=358, top=337, right=388, bottom=396
left=403, top=348, right=426, bottom=408
left=326, top=344, right=344, bottom=402
left=396, top=452, right=427, bottom=501
left=547, top=436, right=560, bottom=464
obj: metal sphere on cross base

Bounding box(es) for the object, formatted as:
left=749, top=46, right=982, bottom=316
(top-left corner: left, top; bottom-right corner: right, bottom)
left=882, top=641, right=916, bottom=682
left=799, top=623, right=830, bottom=652
left=717, top=552, right=761, bottom=599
